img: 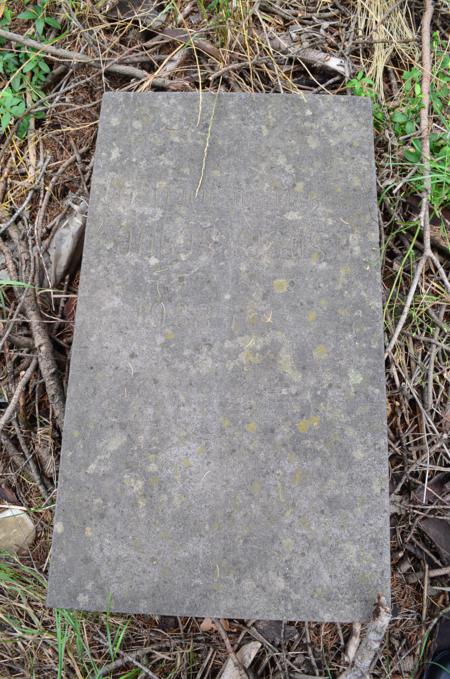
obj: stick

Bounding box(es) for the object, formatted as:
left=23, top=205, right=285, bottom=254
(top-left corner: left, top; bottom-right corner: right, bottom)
left=0, top=237, right=66, bottom=430
left=344, top=623, right=362, bottom=664
left=96, top=635, right=160, bottom=679
left=213, top=618, right=249, bottom=679
left=0, top=357, right=38, bottom=433
left=338, top=596, right=391, bottom=679
left=385, top=0, right=450, bottom=356
left=0, top=28, right=169, bottom=86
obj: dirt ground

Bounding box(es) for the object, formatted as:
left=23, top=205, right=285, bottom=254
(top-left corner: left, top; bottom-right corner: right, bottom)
left=0, top=0, right=449, bottom=677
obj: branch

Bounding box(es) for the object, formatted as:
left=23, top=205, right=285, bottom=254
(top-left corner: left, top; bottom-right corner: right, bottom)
left=385, top=0, right=450, bottom=356
left=0, top=357, right=38, bottom=433
left=0, top=28, right=170, bottom=86
left=338, top=596, right=391, bottom=679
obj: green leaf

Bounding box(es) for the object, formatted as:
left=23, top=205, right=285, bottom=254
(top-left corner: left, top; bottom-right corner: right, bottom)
left=22, top=59, right=37, bottom=73
left=45, top=16, right=61, bottom=29
left=405, top=120, right=415, bottom=135
left=35, top=17, right=45, bottom=34
left=11, top=73, right=23, bottom=91
left=17, top=10, right=37, bottom=19
left=404, top=148, right=420, bottom=163
left=0, top=279, right=33, bottom=289
left=414, top=83, right=422, bottom=96
left=9, top=100, right=26, bottom=116
left=38, top=59, right=50, bottom=74
left=1, top=111, right=11, bottom=130
left=391, top=111, right=408, bottom=123
left=17, top=117, right=30, bottom=138
left=432, top=97, right=443, bottom=113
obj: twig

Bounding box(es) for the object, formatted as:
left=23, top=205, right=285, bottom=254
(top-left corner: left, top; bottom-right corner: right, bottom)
left=196, top=83, right=221, bottom=197
left=213, top=618, right=248, bottom=679
left=0, top=159, right=51, bottom=236
left=0, top=357, right=38, bottom=433
left=385, top=0, right=450, bottom=356
left=0, top=237, right=66, bottom=430
left=338, top=596, right=391, bottom=679
left=0, top=28, right=170, bottom=86
left=425, top=305, right=446, bottom=410
left=422, top=562, right=429, bottom=622
left=1, top=431, right=49, bottom=499
left=304, top=622, right=320, bottom=676
left=344, top=623, right=362, bottom=664
left=99, top=647, right=159, bottom=677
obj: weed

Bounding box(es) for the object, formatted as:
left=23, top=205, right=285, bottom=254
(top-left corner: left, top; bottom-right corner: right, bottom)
left=0, top=278, right=33, bottom=311
left=0, top=0, right=64, bottom=137
left=347, top=34, right=449, bottom=216
left=347, top=71, right=385, bottom=127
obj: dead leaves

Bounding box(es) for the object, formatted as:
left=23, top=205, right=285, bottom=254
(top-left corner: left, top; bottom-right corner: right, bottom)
left=199, top=617, right=231, bottom=633
left=220, top=641, right=261, bottom=679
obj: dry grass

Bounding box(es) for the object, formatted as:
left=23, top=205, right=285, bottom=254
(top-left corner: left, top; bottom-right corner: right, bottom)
left=0, top=0, right=449, bottom=677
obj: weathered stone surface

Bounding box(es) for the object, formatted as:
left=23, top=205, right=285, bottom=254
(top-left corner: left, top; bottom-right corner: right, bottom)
left=0, top=507, right=35, bottom=552
left=48, top=93, right=390, bottom=621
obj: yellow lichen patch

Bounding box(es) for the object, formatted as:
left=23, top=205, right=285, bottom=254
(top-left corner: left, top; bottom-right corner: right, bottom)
left=310, top=252, right=320, bottom=264
left=277, top=346, right=302, bottom=382
left=148, top=475, right=160, bottom=488
left=352, top=447, right=365, bottom=460
left=242, top=349, right=262, bottom=365
left=196, top=445, right=206, bottom=455
left=282, top=537, right=294, bottom=552
left=164, top=328, right=175, bottom=341
left=182, top=457, right=192, bottom=468
left=277, top=480, right=285, bottom=503
left=246, top=421, right=257, bottom=433
left=307, top=310, right=317, bottom=323
left=273, top=278, right=289, bottom=293
left=220, top=416, right=231, bottom=429
left=247, top=310, right=258, bottom=325
left=349, top=369, right=363, bottom=385
left=313, top=344, right=328, bottom=360
left=292, top=468, right=302, bottom=486
left=339, top=264, right=351, bottom=284
left=250, top=479, right=262, bottom=495
left=297, top=416, right=321, bottom=433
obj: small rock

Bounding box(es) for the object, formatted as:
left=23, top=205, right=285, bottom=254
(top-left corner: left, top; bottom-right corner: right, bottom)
left=0, top=507, right=35, bottom=553
left=157, top=615, right=178, bottom=631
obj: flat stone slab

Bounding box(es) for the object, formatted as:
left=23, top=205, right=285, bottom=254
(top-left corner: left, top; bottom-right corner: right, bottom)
left=48, top=93, right=390, bottom=622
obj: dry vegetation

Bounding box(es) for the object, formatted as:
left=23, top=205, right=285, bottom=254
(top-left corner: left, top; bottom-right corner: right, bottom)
left=0, top=0, right=449, bottom=677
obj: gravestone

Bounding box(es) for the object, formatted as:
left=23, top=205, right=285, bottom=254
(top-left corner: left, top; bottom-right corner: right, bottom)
left=47, top=93, right=390, bottom=622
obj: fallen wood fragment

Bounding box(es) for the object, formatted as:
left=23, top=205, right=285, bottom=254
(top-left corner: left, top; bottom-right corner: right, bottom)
left=338, top=596, right=391, bottom=679
left=267, top=31, right=350, bottom=76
